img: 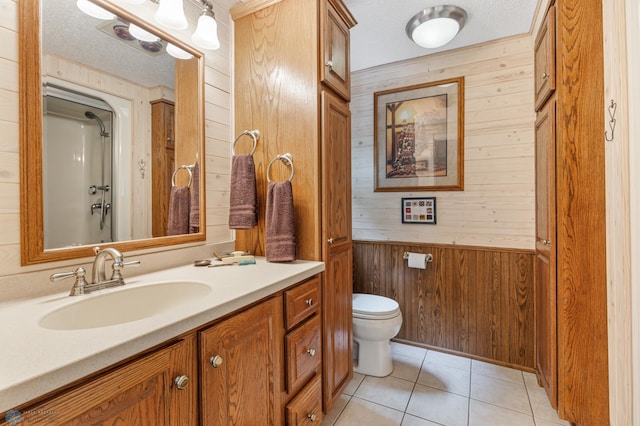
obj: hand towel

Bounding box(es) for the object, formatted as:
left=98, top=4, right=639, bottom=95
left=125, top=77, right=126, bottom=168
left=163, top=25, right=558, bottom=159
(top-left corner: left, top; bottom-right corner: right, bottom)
left=167, top=186, right=190, bottom=235
left=265, top=180, right=296, bottom=262
left=229, top=154, right=258, bottom=229
left=189, top=162, right=200, bottom=233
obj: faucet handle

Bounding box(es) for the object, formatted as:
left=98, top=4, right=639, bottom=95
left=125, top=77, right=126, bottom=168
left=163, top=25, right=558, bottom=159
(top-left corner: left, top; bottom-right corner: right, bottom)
left=50, top=267, right=88, bottom=296
left=111, top=259, right=141, bottom=282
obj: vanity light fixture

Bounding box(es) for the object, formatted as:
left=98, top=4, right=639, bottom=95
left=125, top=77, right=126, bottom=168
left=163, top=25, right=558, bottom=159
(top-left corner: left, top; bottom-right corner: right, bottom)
left=166, top=43, right=194, bottom=59
left=191, top=2, right=220, bottom=51
left=128, top=23, right=160, bottom=42
left=405, top=5, right=467, bottom=49
left=154, top=0, right=189, bottom=30
left=76, top=0, right=116, bottom=20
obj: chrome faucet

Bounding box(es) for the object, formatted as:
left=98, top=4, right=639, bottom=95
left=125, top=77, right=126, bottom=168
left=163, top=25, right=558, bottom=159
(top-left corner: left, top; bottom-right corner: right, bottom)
left=49, top=247, right=140, bottom=296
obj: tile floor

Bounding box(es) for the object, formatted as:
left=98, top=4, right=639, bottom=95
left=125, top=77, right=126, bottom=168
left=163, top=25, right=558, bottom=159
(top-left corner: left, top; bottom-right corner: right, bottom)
left=322, top=342, right=570, bottom=426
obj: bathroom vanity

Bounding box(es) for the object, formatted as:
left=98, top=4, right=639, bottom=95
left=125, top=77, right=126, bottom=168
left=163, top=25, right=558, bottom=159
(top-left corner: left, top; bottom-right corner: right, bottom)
left=0, top=259, right=324, bottom=425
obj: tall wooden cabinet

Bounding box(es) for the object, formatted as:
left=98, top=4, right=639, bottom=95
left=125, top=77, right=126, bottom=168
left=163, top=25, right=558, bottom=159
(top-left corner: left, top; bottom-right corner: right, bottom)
left=533, top=1, right=608, bottom=424
left=151, top=99, right=175, bottom=237
left=231, top=0, right=356, bottom=412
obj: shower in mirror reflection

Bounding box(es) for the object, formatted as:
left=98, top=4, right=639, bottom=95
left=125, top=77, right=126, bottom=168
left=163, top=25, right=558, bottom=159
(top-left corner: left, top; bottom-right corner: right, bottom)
left=42, top=95, right=115, bottom=249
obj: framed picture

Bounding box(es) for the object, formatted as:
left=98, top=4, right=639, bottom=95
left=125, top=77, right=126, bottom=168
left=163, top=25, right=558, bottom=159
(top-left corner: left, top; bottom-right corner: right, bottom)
left=402, top=197, right=436, bottom=224
left=374, top=77, right=464, bottom=192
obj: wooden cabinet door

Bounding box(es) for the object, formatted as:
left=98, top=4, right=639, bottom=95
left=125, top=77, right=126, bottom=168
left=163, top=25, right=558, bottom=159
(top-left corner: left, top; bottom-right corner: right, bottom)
left=3, top=337, right=197, bottom=426
left=321, top=0, right=352, bottom=101
left=200, top=297, right=283, bottom=425
left=322, top=245, right=353, bottom=410
left=534, top=97, right=557, bottom=408
left=151, top=99, right=175, bottom=237
left=534, top=5, right=555, bottom=111
left=322, top=90, right=352, bottom=249
left=321, top=89, right=353, bottom=410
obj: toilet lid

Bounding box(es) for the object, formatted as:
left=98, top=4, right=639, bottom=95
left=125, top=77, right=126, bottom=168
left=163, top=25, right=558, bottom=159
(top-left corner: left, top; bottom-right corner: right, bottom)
left=352, top=293, right=400, bottom=320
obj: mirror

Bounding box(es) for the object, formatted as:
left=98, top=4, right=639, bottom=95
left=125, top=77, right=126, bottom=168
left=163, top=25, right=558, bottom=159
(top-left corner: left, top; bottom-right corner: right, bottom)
left=20, top=0, right=206, bottom=265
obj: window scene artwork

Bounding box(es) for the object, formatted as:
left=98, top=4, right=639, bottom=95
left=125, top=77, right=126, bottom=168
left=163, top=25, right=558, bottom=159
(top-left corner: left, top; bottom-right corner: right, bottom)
left=374, top=77, right=464, bottom=191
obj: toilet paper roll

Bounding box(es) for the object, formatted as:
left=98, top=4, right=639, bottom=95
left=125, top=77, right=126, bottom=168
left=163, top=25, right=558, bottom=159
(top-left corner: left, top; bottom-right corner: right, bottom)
left=407, top=252, right=427, bottom=269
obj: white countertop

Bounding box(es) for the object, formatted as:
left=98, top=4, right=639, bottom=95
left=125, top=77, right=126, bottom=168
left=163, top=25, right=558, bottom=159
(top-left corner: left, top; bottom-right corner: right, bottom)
left=0, top=258, right=325, bottom=413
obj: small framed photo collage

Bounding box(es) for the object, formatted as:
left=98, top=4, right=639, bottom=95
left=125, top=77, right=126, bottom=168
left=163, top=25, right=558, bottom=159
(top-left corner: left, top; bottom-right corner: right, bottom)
left=402, top=197, right=436, bottom=224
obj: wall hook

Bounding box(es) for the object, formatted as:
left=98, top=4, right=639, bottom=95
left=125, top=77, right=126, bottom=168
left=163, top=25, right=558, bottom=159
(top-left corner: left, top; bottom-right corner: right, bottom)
left=604, top=99, right=617, bottom=142
left=138, top=159, right=146, bottom=179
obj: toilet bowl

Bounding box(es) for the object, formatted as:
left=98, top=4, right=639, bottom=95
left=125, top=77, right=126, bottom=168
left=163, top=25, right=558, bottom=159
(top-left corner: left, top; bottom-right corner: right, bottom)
left=352, top=293, right=403, bottom=377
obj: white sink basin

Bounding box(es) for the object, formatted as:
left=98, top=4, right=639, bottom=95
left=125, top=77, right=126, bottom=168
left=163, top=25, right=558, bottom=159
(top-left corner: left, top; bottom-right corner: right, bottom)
left=39, top=281, right=211, bottom=330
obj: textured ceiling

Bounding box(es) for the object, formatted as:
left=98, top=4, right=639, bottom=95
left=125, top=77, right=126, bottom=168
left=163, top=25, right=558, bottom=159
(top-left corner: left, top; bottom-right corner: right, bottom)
left=343, top=0, right=539, bottom=71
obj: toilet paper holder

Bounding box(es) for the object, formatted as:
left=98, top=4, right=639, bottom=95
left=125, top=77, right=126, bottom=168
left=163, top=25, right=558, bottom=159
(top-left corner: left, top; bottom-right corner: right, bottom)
left=403, top=252, right=433, bottom=263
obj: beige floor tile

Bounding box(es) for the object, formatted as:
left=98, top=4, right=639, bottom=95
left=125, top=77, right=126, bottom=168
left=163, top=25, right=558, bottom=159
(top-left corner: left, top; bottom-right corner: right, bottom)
left=354, top=375, right=415, bottom=411
left=470, top=373, right=532, bottom=415
left=391, top=353, right=424, bottom=382
left=334, top=397, right=404, bottom=426
left=526, top=383, right=570, bottom=425
left=522, top=371, right=540, bottom=389
left=391, top=342, right=428, bottom=360
left=471, top=360, right=524, bottom=384
left=418, top=361, right=471, bottom=397
left=343, top=372, right=365, bottom=395
left=401, top=414, right=441, bottom=425
left=534, top=418, right=573, bottom=426
left=424, top=350, right=471, bottom=372
left=406, top=384, right=469, bottom=426
left=468, top=399, right=535, bottom=426
left=321, top=394, right=350, bottom=425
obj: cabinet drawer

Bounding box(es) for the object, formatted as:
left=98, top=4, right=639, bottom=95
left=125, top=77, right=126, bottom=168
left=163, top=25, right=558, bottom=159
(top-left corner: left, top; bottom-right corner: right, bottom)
left=285, top=315, right=322, bottom=394
left=284, top=276, right=320, bottom=330
left=285, top=375, right=323, bottom=425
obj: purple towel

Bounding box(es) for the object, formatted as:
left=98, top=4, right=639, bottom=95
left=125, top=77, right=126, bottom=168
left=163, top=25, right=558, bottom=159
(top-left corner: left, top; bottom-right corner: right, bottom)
left=167, top=186, right=190, bottom=235
left=189, top=162, right=200, bottom=233
left=229, top=155, right=258, bottom=229
left=265, top=180, right=296, bottom=262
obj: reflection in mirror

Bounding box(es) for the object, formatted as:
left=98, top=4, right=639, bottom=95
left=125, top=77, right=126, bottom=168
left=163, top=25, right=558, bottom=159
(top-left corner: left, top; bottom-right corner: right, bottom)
left=19, top=0, right=205, bottom=265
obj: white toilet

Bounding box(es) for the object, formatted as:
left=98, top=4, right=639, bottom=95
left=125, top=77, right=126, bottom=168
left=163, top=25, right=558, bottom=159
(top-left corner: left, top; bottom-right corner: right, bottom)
left=352, top=293, right=403, bottom=377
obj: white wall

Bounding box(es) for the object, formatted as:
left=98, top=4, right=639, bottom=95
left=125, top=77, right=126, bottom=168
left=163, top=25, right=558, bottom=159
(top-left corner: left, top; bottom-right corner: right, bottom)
left=0, top=0, right=237, bottom=302
left=351, top=34, right=536, bottom=249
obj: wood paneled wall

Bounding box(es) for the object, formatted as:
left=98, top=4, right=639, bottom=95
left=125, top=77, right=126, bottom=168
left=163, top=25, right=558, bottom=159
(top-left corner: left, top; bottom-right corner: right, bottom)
left=353, top=240, right=535, bottom=369
left=351, top=34, right=536, bottom=250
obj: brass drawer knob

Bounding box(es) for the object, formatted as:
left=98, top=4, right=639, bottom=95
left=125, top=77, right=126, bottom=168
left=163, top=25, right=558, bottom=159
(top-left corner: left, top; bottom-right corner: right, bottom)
left=174, top=375, right=189, bottom=390
left=307, top=348, right=316, bottom=357
left=307, top=413, right=317, bottom=422
left=210, top=355, right=223, bottom=368
left=305, top=298, right=313, bottom=307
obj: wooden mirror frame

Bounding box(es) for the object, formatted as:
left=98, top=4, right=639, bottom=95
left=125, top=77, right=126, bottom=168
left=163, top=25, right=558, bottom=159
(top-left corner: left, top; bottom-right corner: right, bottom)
left=19, top=0, right=206, bottom=265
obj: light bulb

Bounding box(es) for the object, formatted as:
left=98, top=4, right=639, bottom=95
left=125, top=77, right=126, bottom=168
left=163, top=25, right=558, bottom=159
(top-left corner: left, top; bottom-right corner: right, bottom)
left=129, top=23, right=160, bottom=42
left=191, top=13, right=220, bottom=50
left=166, top=43, right=193, bottom=60
left=154, top=0, right=188, bottom=30
left=76, top=0, right=116, bottom=20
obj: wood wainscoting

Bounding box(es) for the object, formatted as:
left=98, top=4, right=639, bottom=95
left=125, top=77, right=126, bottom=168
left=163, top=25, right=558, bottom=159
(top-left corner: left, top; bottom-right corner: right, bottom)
left=353, top=240, right=535, bottom=370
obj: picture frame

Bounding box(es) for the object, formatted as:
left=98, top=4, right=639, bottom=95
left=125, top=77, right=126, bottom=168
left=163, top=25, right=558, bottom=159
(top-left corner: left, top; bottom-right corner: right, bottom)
left=374, top=77, right=464, bottom=192
left=402, top=197, right=436, bottom=224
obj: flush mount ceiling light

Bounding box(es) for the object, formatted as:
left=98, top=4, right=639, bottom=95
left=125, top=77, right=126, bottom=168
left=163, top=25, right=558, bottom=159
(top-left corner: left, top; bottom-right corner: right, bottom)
left=406, top=5, right=467, bottom=49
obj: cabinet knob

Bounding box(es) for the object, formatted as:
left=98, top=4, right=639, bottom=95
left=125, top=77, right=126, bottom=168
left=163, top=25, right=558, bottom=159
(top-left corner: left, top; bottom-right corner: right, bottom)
left=174, top=375, right=190, bottom=390
left=543, top=239, right=551, bottom=246
left=542, top=72, right=550, bottom=80
left=307, top=413, right=317, bottom=422
left=210, top=355, right=223, bottom=368
left=307, top=348, right=316, bottom=357
left=325, top=60, right=333, bottom=69
left=305, top=298, right=313, bottom=307
left=327, top=238, right=334, bottom=245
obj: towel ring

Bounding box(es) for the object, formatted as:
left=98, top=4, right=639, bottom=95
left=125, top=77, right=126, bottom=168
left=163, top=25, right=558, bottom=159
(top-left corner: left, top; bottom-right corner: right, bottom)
left=171, top=165, right=193, bottom=188
left=232, top=130, right=260, bottom=156
left=267, top=153, right=294, bottom=183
